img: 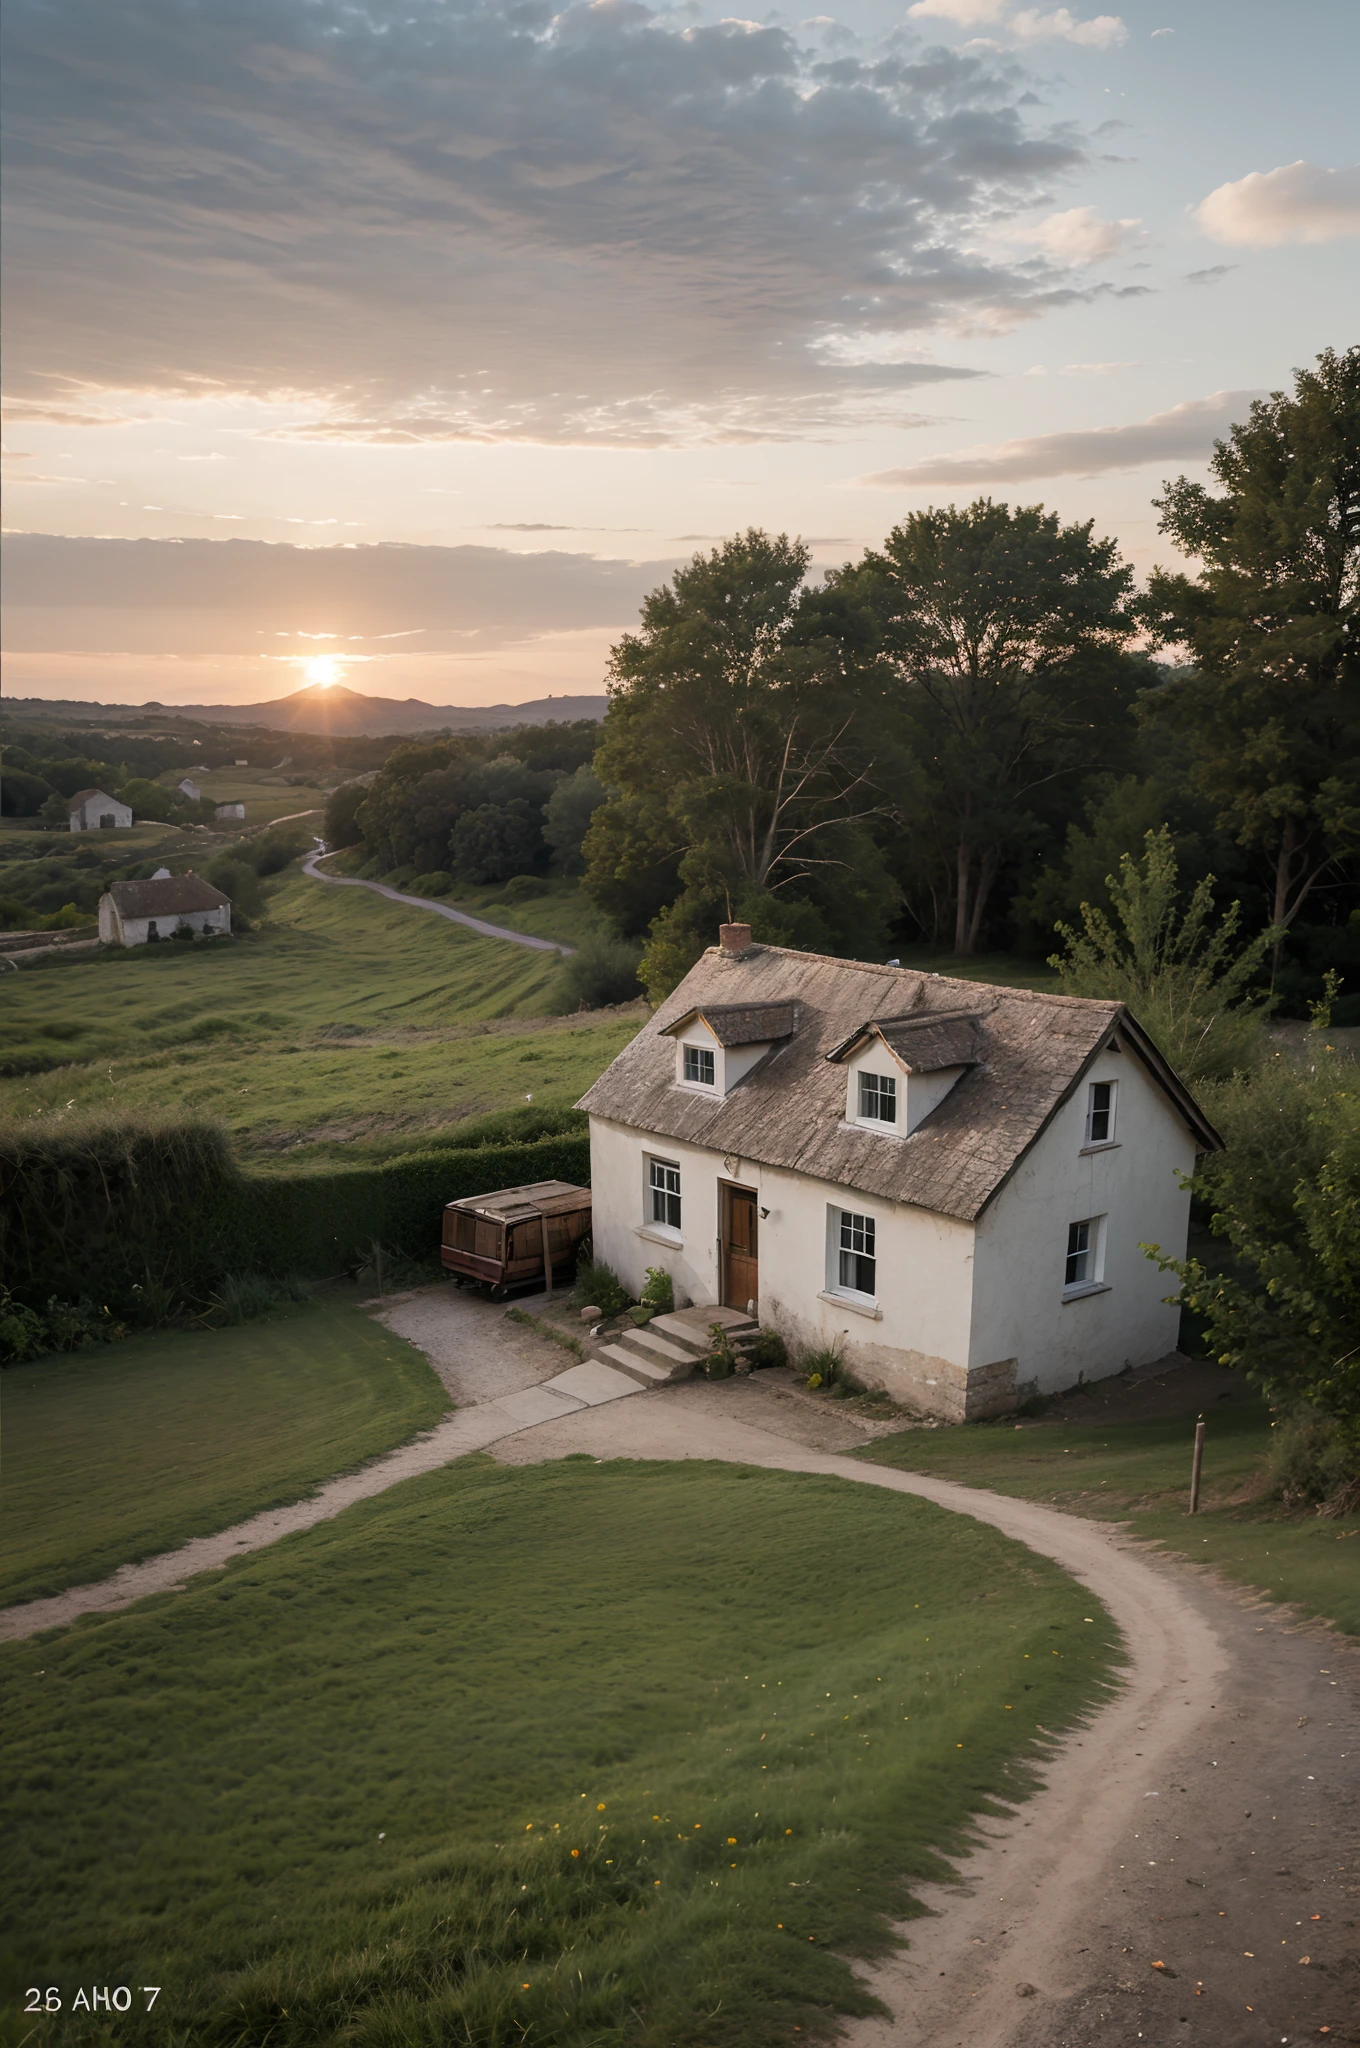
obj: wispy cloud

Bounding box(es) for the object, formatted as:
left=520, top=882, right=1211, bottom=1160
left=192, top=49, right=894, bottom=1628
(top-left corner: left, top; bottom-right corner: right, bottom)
left=855, top=390, right=1260, bottom=485
left=1194, top=161, right=1360, bottom=247
left=2, top=0, right=1096, bottom=446
left=907, top=0, right=1127, bottom=47
left=1023, top=206, right=1145, bottom=264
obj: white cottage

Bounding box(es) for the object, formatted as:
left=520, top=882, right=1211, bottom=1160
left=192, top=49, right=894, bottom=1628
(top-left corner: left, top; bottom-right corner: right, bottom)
left=177, top=777, right=202, bottom=802
left=214, top=800, right=246, bottom=821
left=98, top=874, right=232, bottom=947
left=578, top=923, right=1222, bottom=1421
left=68, top=787, right=132, bottom=832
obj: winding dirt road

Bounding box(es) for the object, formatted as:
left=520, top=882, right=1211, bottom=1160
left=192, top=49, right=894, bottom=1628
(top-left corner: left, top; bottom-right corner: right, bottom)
left=302, top=848, right=574, bottom=954
left=5, top=1289, right=1355, bottom=2045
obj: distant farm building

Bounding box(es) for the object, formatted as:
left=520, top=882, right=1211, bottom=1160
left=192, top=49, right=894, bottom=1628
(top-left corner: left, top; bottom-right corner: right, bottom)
left=99, top=874, right=231, bottom=947
left=177, top=777, right=202, bottom=801
left=68, top=788, right=132, bottom=832
left=214, top=800, right=246, bottom=821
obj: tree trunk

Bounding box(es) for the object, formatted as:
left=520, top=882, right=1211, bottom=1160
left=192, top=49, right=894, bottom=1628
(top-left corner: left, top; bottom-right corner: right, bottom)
left=953, top=837, right=972, bottom=955
left=965, top=846, right=1001, bottom=955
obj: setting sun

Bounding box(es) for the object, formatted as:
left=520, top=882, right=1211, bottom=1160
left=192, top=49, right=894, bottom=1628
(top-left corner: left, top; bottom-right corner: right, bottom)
left=304, top=655, right=342, bottom=688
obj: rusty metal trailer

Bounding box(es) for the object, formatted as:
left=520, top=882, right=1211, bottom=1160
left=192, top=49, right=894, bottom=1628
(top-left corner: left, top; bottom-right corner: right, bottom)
left=440, top=1179, right=592, bottom=1300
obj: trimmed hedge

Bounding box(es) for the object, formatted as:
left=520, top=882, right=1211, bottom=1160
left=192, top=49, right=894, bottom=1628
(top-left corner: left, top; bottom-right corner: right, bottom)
left=1, top=1117, right=591, bottom=1313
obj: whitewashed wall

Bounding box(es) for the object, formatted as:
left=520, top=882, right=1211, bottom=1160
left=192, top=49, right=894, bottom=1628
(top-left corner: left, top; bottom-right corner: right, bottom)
left=99, top=903, right=232, bottom=946
left=588, top=1114, right=980, bottom=1417
left=968, top=1044, right=1195, bottom=1398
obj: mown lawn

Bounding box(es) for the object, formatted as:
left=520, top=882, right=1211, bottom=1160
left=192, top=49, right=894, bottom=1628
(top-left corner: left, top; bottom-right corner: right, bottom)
left=0, top=1299, right=448, bottom=1605
left=1, top=1458, right=1118, bottom=2048
left=0, top=868, right=642, bottom=1163
left=860, top=1392, right=1360, bottom=1635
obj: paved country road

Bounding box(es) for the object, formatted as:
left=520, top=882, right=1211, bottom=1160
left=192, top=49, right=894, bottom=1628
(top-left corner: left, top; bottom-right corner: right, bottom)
left=5, top=1287, right=1355, bottom=2047
left=302, top=847, right=574, bottom=954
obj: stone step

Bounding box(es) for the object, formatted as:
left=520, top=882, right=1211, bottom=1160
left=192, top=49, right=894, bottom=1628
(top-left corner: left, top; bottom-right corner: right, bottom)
left=595, top=1342, right=674, bottom=1387
left=651, top=1306, right=758, bottom=1357
left=619, top=1326, right=696, bottom=1368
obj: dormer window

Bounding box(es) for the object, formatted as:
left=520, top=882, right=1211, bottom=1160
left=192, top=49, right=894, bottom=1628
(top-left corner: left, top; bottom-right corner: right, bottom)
left=829, top=1007, right=981, bottom=1135
left=683, top=1044, right=716, bottom=1087
left=857, top=1071, right=897, bottom=1124
left=662, top=1000, right=797, bottom=1097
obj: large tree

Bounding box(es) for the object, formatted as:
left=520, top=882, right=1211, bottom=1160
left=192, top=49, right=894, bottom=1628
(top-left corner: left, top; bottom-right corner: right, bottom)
left=1143, top=346, right=1360, bottom=941
left=582, top=530, right=892, bottom=993
left=844, top=500, right=1140, bottom=955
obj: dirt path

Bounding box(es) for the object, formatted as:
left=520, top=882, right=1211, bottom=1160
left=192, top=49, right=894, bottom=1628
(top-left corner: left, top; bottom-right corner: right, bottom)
left=3, top=1291, right=1354, bottom=2044
left=302, top=849, right=574, bottom=955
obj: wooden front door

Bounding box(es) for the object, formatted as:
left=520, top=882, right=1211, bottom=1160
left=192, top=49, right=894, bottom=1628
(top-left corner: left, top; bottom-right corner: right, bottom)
left=720, top=1183, right=759, bottom=1312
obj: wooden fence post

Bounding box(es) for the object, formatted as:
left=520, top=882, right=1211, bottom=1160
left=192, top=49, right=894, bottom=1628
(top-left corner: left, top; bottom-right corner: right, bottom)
left=1189, top=1416, right=1206, bottom=1515
left=540, top=1214, right=553, bottom=1300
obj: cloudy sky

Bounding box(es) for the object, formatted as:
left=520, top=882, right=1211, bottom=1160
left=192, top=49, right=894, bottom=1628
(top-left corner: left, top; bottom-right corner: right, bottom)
left=3, top=0, right=1356, bottom=706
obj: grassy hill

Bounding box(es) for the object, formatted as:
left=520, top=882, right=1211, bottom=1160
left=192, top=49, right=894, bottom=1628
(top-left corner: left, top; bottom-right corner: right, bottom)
left=0, top=867, right=642, bottom=1167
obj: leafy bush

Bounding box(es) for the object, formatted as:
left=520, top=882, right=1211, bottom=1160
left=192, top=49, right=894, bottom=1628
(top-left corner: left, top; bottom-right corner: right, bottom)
left=205, top=1272, right=309, bottom=1326
left=801, top=1341, right=843, bottom=1390
left=0, top=1285, right=123, bottom=1365
left=559, top=934, right=643, bottom=1011
left=640, top=1266, right=674, bottom=1314
left=748, top=1328, right=788, bottom=1370
left=238, top=824, right=315, bottom=876
left=1150, top=1035, right=1360, bottom=1465
left=1, top=1114, right=591, bottom=1314
left=0, top=768, right=55, bottom=816
left=702, top=1322, right=740, bottom=1379
left=500, top=874, right=549, bottom=903
left=409, top=871, right=454, bottom=896
left=203, top=856, right=266, bottom=922
left=1264, top=1410, right=1360, bottom=1516
left=1050, top=826, right=1275, bottom=1083
left=570, top=1257, right=630, bottom=1317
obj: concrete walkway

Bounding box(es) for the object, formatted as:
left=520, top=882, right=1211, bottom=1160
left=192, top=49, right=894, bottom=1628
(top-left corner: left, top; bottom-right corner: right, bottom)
left=302, top=849, right=574, bottom=955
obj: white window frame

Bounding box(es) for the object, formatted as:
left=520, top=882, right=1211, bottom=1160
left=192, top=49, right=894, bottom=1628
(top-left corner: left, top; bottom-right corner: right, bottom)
left=1062, top=1214, right=1108, bottom=1299
left=856, top=1069, right=898, bottom=1127
left=643, top=1155, right=683, bottom=1242
left=1083, top=1079, right=1118, bottom=1150
left=823, top=1204, right=879, bottom=1309
left=679, top=1041, right=717, bottom=1090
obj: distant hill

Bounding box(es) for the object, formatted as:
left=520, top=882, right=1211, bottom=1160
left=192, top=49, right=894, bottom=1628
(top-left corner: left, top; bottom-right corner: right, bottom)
left=3, top=685, right=609, bottom=737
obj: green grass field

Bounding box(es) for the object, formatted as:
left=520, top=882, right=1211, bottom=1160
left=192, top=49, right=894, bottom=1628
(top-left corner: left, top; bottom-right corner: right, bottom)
left=0, top=869, right=642, bottom=1163
left=0, top=1457, right=1117, bottom=2048
left=0, top=1299, right=448, bottom=1605
left=860, top=1393, right=1360, bottom=1635
left=156, top=763, right=331, bottom=829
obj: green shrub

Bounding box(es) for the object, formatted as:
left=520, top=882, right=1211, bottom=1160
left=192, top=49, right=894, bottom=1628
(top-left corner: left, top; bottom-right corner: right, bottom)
left=500, top=873, right=550, bottom=903
left=409, top=870, right=454, bottom=897
left=0, top=1285, right=124, bottom=1365
left=559, top=934, right=643, bottom=1011
left=703, top=1322, right=739, bottom=1379
left=570, top=1257, right=630, bottom=1316
left=204, top=1272, right=310, bottom=1327
left=0, top=1114, right=591, bottom=1314
left=801, top=1341, right=843, bottom=1390
left=640, top=1265, right=674, bottom=1314
left=1265, top=1409, right=1360, bottom=1515
left=748, top=1327, right=788, bottom=1370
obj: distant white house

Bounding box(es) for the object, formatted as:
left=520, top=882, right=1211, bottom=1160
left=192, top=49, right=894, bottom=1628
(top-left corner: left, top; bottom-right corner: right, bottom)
left=68, top=787, right=132, bottom=832
left=99, top=874, right=232, bottom=946
left=177, top=777, right=202, bottom=801
left=579, top=924, right=1222, bottom=1422
left=214, top=800, right=246, bottom=821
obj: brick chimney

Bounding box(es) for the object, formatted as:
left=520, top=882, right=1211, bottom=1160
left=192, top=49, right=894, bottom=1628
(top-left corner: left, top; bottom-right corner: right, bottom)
left=719, top=922, right=752, bottom=957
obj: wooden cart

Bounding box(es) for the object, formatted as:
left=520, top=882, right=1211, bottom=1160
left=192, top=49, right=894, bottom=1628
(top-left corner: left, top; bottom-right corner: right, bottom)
left=440, top=1179, right=592, bottom=1299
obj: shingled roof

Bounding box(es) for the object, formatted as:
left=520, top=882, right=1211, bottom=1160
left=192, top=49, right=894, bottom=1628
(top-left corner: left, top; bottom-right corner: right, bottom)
left=67, top=787, right=119, bottom=811
left=105, top=875, right=230, bottom=919
left=660, top=1000, right=798, bottom=1047
left=578, top=942, right=1222, bottom=1222
left=827, top=1008, right=982, bottom=1075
